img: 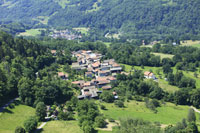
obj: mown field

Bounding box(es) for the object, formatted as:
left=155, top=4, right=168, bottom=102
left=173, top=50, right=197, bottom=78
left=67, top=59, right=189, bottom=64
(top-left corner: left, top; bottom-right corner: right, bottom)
left=152, top=52, right=174, bottom=59
left=0, top=102, right=35, bottom=133
left=99, top=100, right=196, bottom=125
left=181, top=40, right=200, bottom=48
left=18, top=28, right=45, bottom=37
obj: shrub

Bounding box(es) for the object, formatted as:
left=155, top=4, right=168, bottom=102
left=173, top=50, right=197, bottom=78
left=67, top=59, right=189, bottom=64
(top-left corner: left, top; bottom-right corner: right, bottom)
left=100, top=105, right=106, bottom=110
left=108, top=118, right=115, bottom=122
left=24, top=116, right=38, bottom=133
left=114, top=100, right=124, bottom=108
left=15, top=126, right=25, bottom=133
left=95, top=116, right=107, bottom=128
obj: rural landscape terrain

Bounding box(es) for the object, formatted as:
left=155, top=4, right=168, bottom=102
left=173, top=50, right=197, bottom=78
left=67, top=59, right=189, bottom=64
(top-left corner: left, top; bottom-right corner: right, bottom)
left=1, top=0, right=200, bottom=133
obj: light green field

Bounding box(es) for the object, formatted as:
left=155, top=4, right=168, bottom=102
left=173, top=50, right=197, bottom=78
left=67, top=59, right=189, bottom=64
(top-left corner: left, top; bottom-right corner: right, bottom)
left=172, top=67, right=200, bottom=88
left=18, top=29, right=45, bottom=37
left=86, top=0, right=102, bottom=13
left=40, top=120, right=111, bottom=133
left=40, top=121, right=82, bottom=133
left=73, top=27, right=89, bottom=35
left=54, top=0, right=70, bottom=8
left=104, top=42, right=111, bottom=47
left=0, top=104, right=35, bottom=133
left=33, top=16, right=49, bottom=25
left=121, top=64, right=179, bottom=92
left=100, top=100, right=192, bottom=125
left=181, top=40, right=200, bottom=48
left=152, top=52, right=174, bottom=59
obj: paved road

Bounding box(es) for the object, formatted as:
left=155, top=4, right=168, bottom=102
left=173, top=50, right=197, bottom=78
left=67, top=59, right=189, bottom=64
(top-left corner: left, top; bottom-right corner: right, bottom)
left=191, top=106, right=200, bottom=113
left=0, top=97, right=18, bottom=112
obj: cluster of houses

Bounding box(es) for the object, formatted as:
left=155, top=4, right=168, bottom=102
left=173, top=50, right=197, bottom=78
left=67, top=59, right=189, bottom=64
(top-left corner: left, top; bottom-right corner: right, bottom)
left=51, top=49, right=157, bottom=100
left=71, top=50, right=123, bottom=100
left=49, top=29, right=82, bottom=40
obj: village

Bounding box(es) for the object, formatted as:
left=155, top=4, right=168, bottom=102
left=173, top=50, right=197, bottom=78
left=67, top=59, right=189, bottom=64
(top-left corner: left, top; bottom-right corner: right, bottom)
left=53, top=50, right=157, bottom=100
left=49, top=29, right=82, bottom=40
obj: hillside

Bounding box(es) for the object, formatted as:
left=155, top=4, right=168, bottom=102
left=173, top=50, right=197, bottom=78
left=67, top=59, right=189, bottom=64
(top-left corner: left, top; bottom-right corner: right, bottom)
left=1, top=0, right=200, bottom=39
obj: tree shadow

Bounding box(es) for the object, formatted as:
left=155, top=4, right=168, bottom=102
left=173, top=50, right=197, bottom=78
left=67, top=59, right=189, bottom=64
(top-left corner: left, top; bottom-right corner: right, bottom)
left=35, top=128, right=44, bottom=133
left=3, top=108, right=13, bottom=114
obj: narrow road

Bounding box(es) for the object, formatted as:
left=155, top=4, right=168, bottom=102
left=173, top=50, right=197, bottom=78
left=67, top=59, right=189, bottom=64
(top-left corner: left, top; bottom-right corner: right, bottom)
left=0, top=97, right=18, bottom=112
left=37, top=122, right=47, bottom=129
left=191, top=106, right=200, bottom=113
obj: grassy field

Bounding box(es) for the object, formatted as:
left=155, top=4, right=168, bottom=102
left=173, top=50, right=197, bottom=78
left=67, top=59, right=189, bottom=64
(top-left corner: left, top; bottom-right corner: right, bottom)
left=0, top=103, right=35, bottom=133
left=40, top=120, right=112, bottom=133
left=99, top=100, right=192, bottom=125
left=40, top=121, right=82, bottom=133
left=121, top=64, right=179, bottom=92
left=18, top=29, right=45, bottom=37
left=180, top=40, right=200, bottom=48
left=54, top=0, right=70, bottom=8
left=152, top=52, right=174, bottom=59
left=73, top=27, right=90, bottom=35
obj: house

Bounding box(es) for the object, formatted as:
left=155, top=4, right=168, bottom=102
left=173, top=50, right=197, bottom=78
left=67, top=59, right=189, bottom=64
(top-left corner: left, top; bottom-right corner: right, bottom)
left=51, top=50, right=57, bottom=56
left=110, top=67, right=122, bottom=73
left=72, top=63, right=81, bottom=70
left=98, top=70, right=110, bottom=77
left=85, top=72, right=93, bottom=78
left=108, top=76, right=117, bottom=82
left=144, top=71, right=156, bottom=80
left=97, top=80, right=110, bottom=88
left=72, top=80, right=85, bottom=88
left=57, top=72, right=68, bottom=80
left=102, top=85, right=112, bottom=90
left=92, top=61, right=100, bottom=69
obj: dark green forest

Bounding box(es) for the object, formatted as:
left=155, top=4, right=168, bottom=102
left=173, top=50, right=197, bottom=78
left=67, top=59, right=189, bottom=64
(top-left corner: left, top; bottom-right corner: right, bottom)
left=1, top=0, right=200, bottom=40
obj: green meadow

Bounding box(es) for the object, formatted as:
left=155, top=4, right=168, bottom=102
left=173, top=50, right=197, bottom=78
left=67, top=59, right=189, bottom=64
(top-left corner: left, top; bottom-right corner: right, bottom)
left=0, top=103, right=35, bottom=133
left=99, top=100, right=192, bottom=125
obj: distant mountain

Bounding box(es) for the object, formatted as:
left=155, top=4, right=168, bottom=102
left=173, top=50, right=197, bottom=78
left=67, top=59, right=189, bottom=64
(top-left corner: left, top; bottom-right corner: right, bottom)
left=1, top=0, right=200, bottom=40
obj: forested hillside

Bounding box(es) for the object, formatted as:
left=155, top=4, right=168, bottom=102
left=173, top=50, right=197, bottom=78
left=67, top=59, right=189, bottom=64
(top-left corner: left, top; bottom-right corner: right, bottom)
left=1, top=0, right=200, bottom=40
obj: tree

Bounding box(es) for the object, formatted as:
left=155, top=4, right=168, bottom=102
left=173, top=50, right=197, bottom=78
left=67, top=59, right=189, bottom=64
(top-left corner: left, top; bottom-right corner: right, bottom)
left=24, top=116, right=38, bottom=133
left=95, top=116, right=107, bottom=128
left=114, top=100, right=124, bottom=108
left=185, top=122, right=198, bottom=133
left=36, top=102, right=46, bottom=121
left=100, top=91, right=114, bottom=103
left=58, top=111, right=74, bottom=120
left=187, top=108, right=196, bottom=122
left=163, top=64, right=172, bottom=74
left=15, top=126, right=25, bottom=133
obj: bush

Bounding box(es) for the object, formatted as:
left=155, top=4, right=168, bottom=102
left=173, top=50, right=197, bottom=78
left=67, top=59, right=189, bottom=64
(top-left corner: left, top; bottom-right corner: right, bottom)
left=24, top=116, right=38, bottom=133
left=95, top=116, right=107, bottom=128
left=100, top=105, right=106, bottom=110
left=114, top=100, right=124, bottom=108
left=108, top=118, right=115, bottom=122
left=8, top=103, right=15, bottom=109
left=133, top=95, right=143, bottom=101
left=58, top=111, right=74, bottom=120
left=15, top=126, right=25, bottom=133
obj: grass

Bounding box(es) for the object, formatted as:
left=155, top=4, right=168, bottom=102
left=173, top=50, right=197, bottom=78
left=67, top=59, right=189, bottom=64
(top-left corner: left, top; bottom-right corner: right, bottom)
left=18, top=28, right=45, bottom=37
left=121, top=64, right=179, bottom=92
left=73, top=27, right=90, bottom=35
left=40, top=121, right=83, bottom=133
left=33, top=16, right=50, bottom=25
left=99, top=100, right=192, bottom=125
left=152, top=52, right=174, bottom=59
left=103, top=42, right=111, bottom=48
left=54, top=0, right=70, bottom=8
left=40, top=120, right=111, bottom=133
left=0, top=103, right=35, bottom=133
left=180, top=40, right=200, bottom=48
